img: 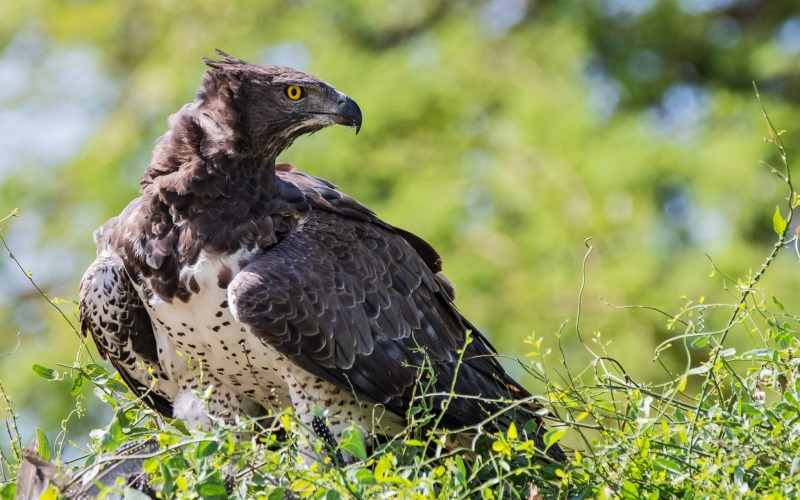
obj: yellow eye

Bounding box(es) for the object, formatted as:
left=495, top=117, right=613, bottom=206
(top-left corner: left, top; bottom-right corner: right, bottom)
left=286, top=85, right=303, bottom=100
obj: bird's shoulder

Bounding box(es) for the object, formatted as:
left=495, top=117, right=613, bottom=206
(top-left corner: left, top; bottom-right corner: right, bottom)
left=275, top=169, right=375, bottom=221
left=275, top=169, right=446, bottom=278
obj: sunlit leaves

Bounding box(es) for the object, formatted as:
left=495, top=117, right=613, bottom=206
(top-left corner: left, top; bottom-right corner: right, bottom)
left=31, top=364, right=58, bottom=380
left=543, top=429, right=566, bottom=452
left=773, top=206, right=788, bottom=235
left=35, top=427, right=50, bottom=461
left=195, top=439, right=219, bottom=459
left=339, top=427, right=367, bottom=462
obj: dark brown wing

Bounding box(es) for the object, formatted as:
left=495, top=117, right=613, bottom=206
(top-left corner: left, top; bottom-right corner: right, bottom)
left=229, top=172, right=565, bottom=461
left=79, top=220, right=175, bottom=418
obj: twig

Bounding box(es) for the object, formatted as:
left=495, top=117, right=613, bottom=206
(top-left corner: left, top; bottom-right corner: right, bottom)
left=0, top=232, right=93, bottom=359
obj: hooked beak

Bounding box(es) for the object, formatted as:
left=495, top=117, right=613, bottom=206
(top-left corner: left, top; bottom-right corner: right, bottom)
left=329, top=95, right=363, bottom=134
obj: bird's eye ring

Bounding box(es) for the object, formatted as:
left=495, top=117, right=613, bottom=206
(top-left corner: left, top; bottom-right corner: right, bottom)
left=286, top=85, right=303, bottom=100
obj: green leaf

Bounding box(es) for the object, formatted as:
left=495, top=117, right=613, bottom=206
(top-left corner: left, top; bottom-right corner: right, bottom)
left=143, top=457, right=159, bottom=474
left=652, top=458, right=682, bottom=473
left=160, top=461, right=174, bottom=495
left=543, top=429, right=566, bottom=450
left=687, top=364, right=711, bottom=375
left=267, top=489, right=286, bottom=500
left=455, top=454, right=467, bottom=485
left=773, top=295, right=785, bottom=311
left=742, top=348, right=775, bottom=360
left=352, top=467, right=377, bottom=485
left=773, top=205, right=787, bottom=235
left=594, top=401, right=616, bottom=413
left=741, top=403, right=765, bottom=416
left=84, top=363, right=109, bottom=379
left=620, top=481, right=639, bottom=498
left=105, top=378, right=130, bottom=393
left=785, top=391, right=800, bottom=410
left=70, top=373, right=85, bottom=396
left=691, top=336, right=709, bottom=348
left=506, top=422, right=518, bottom=440
left=523, top=419, right=540, bottom=434
left=339, top=428, right=367, bottom=462
left=196, top=479, right=227, bottom=499
left=32, top=364, right=57, bottom=380
left=195, top=440, right=219, bottom=459
left=36, top=428, right=50, bottom=461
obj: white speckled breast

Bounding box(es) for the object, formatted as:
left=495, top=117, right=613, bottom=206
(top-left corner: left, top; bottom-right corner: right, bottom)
left=137, top=248, right=293, bottom=413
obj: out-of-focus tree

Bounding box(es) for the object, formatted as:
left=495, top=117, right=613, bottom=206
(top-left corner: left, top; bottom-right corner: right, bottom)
left=0, top=0, right=797, bottom=451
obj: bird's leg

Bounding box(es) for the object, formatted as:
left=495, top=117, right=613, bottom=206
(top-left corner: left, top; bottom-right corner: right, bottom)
left=282, top=370, right=371, bottom=467
left=311, top=416, right=345, bottom=467
left=283, top=382, right=331, bottom=467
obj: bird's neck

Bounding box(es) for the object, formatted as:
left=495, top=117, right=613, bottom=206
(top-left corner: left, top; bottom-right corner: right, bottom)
left=121, top=102, right=296, bottom=289
left=141, top=102, right=280, bottom=222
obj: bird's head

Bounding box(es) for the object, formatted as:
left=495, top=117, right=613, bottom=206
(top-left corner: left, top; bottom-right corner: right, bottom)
left=198, top=49, right=362, bottom=158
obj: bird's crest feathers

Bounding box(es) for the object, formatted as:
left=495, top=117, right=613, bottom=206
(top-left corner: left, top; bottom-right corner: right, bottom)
left=202, top=48, right=249, bottom=70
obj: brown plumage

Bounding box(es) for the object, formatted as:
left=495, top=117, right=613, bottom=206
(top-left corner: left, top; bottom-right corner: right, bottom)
left=79, top=50, right=565, bottom=463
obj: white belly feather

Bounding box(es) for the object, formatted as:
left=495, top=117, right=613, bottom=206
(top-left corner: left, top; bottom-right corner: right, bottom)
left=139, top=249, right=291, bottom=411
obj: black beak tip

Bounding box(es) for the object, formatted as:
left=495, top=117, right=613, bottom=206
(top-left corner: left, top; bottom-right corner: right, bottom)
left=335, top=96, right=362, bottom=134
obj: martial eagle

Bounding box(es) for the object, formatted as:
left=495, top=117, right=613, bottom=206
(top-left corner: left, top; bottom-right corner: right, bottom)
left=79, top=50, right=565, bottom=463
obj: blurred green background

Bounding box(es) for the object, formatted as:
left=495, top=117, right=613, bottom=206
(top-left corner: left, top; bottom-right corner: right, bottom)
left=1, top=0, right=799, bottom=455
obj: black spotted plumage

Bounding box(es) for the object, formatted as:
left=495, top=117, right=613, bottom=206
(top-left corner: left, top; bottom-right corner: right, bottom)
left=79, top=50, right=565, bottom=463
left=312, top=416, right=345, bottom=467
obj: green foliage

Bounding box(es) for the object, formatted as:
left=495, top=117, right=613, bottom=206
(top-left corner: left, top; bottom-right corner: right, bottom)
left=2, top=1, right=800, bottom=497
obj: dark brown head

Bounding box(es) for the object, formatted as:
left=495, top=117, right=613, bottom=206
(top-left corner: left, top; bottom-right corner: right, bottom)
left=199, top=49, right=362, bottom=158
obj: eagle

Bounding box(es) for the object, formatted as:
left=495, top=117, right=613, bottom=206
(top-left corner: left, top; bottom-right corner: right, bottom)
left=79, top=50, right=565, bottom=464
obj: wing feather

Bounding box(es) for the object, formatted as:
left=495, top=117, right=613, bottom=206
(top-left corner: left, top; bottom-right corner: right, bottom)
left=230, top=213, right=507, bottom=408
left=229, top=171, right=565, bottom=460
left=79, top=227, right=175, bottom=418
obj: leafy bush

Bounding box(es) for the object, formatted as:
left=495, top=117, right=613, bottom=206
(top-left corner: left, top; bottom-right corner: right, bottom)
left=2, top=105, right=800, bottom=499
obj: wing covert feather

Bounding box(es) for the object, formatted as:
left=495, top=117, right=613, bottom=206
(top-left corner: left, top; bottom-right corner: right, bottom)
left=229, top=210, right=519, bottom=410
